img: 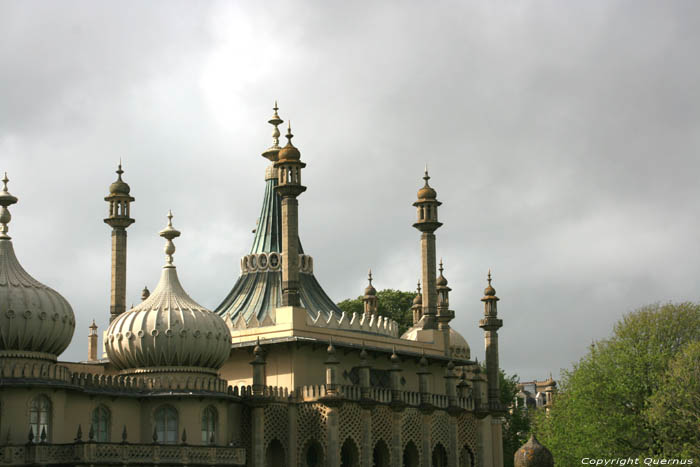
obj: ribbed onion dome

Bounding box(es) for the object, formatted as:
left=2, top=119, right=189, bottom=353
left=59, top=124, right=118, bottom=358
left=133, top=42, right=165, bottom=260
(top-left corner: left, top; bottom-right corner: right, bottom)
left=105, top=212, right=231, bottom=373
left=109, top=164, right=131, bottom=195
left=514, top=435, right=554, bottom=467
left=0, top=174, right=75, bottom=359
left=417, top=168, right=437, bottom=200
left=277, top=124, right=301, bottom=162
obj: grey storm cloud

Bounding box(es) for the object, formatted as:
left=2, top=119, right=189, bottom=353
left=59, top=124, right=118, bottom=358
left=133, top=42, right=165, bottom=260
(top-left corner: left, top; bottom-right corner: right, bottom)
left=1, top=0, right=699, bottom=381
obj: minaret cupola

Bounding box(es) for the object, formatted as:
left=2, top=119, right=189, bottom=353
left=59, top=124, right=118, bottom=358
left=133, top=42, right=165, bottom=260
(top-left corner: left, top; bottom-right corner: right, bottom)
left=363, top=269, right=378, bottom=316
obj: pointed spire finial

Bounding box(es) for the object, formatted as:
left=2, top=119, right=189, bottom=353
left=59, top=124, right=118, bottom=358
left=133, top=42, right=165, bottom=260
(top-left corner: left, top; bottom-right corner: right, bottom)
left=116, top=160, right=124, bottom=180
left=488, top=269, right=492, bottom=285
left=417, top=279, right=421, bottom=294
left=439, top=259, right=444, bottom=275
left=268, top=101, right=283, bottom=148
left=0, top=172, right=18, bottom=239
left=286, top=121, right=294, bottom=143
left=368, top=269, right=373, bottom=286
left=423, top=164, right=430, bottom=185
left=159, top=210, right=181, bottom=266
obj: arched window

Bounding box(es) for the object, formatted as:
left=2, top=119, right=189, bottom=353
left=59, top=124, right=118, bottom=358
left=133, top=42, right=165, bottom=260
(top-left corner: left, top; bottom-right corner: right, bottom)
left=341, top=438, right=359, bottom=467
left=432, top=443, right=448, bottom=467
left=304, top=439, right=324, bottom=467
left=154, top=406, right=178, bottom=444
left=91, top=405, right=111, bottom=442
left=266, top=439, right=286, bottom=467
left=373, top=439, right=390, bottom=467
left=460, top=445, right=475, bottom=467
left=201, top=406, right=217, bottom=444
left=403, top=441, right=419, bottom=467
left=29, top=396, right=51, bottom=442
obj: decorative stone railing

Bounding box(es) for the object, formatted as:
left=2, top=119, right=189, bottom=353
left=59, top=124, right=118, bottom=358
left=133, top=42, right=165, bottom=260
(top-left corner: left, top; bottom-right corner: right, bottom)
left=240, top=253, right=314, bottom=274
left=307, top=310, right=399, bottom=338
left=0, top=442, right=245, bottom=466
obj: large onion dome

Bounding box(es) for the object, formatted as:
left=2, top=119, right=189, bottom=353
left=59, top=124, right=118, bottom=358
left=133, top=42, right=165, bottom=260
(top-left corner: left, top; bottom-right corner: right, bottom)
left=0, top=174, right=75, bottom=360
left=105, top=212, right=231, bottom=374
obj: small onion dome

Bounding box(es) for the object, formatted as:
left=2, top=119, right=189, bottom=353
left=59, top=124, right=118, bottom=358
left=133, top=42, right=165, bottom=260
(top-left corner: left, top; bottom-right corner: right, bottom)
left=449, top=328, right=471, bottom=360
left=109, top=163, right=131, bottom=195
left=484, top=270, right=496, bottom=297
left=436, top=259, right=448, bottom=287
left=277, top=124, right=301, bottom=162
left=0, top=174, right=75, bottom=359
left=514, top=435, right=554, bottom=467
left=390, top=346, right=400, bottom=365
left=364, top=269, right=377, bottom=296
left=412, top=281, right=422, bottom=305
left=105, top=212, right=231, bottom=372
left=417, top=168, right=437, bottom=200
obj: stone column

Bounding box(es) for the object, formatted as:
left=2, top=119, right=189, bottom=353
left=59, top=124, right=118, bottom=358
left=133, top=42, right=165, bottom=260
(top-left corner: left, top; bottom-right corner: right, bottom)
left=251, top=407, right=265, bottom=467
left=479, top=273, right=503, bottom=412
left=280, top=197, right=300, bottom=306
left=361, top=409, right=372, bottom=467
left=287, top=405, right=298, bottom=467
left=420, top=232, right=438, bottom=326
left=327, top=407, right=340, bottom=467
left=391, top=411, right=402, bottom=467
left=88, top=320, right=98, bottom=361
left=110, top=228, right=127, bottom=321
left=491, top=418, right=504, bottom=467
left=421, top=413, right=431, bottom=467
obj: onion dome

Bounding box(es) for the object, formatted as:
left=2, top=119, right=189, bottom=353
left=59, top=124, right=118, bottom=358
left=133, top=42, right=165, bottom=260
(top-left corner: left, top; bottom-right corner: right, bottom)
left=417, top=167, right=437, bottom=200
left=514, top=435, right=554, bottom=467
left=484, top=269, right=496, bottom=297
left=109, top=163, right=131, bottom=195
left=390, top=346, right=400, bottom=365
left=0, top=174, right=75, bottom=360
left=412, top=281, right=422, bottom=306
left=277, top=123, right=301, bottom=162
left=364, top=269, right=377, bottom=296
left=105, top=212, right=231, bottom=373
left=436, top=259, right=448, bottom=287
left=449, top=328, right=471, bottom=360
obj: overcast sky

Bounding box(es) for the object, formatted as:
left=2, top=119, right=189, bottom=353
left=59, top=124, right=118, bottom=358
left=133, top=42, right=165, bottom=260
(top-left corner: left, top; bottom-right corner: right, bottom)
left=2, top=1, right=699, bottom=381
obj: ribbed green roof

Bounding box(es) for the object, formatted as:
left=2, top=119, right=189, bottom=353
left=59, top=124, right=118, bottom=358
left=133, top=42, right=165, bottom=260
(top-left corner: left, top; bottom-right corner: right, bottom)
left=215, top=173, right=342, bottom=327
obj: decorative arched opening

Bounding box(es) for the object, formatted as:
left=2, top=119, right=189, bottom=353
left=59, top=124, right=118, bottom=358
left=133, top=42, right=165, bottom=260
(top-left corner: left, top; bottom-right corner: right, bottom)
left=91, top=405, right=111, bottom=442
left=403, top=440, right=419, bottom=467
left=460, top=444, right=475, bottom=467
left=303, top=439, right=324, bottom=467
left=266, top=439, right=286, bottom=467
left=341, top=437, right=359, bottom=467
left=373, top=439, right=391, bottom=467
left=29, top=395, right=51, bottom=442
left=154, top=405, right=178, bottom=444
left=201, top=406, right=217, bottom=444
left=432, top=443, right=448, bottom=467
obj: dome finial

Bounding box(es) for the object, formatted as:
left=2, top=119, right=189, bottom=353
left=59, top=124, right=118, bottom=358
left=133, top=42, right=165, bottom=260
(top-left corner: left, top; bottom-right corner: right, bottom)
left=159, top=210, right=181, bottom=266
left=269, top=101, right=283, bottom=148
left=116, top=159, right=124, bottom=180
left=0, top=172, right=18, bottom=239
left=368, top=269, right=373, bottom=286
left=286, top=121, right=293, bottom=143
left=439, top=259, right=444, bottom=275
left=484, top=269, right=496, bottom=296
left=417, top=279, right=421, bottom=294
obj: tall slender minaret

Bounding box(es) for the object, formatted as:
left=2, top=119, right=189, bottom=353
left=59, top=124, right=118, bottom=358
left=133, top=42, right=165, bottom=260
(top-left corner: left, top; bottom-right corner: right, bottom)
left=479, top=270, right=503, bottom=411
left=412, top=167, right=442, bottom=329
left=274, top=123, right=306, bottom=306
left=436, top=259, right=454, bottom=356
left=104, top=163, right=134, bottom=322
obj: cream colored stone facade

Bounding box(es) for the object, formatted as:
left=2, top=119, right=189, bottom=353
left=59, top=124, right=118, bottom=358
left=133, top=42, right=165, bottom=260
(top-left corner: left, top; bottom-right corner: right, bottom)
left=0, top=106, right=507, bottom=467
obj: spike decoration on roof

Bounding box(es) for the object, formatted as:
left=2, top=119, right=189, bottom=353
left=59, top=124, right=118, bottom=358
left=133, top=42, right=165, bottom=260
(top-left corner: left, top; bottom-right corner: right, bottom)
left=159, top=210, right=181, bottom=266
left=0, top=172, right=18, bottom=239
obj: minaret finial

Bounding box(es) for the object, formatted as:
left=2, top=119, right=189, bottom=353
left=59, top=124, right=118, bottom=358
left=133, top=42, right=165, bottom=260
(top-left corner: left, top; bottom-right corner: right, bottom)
left=286, top=121, right=294, bottom=143
left=439, top=259, right=444, bottom=275
left=423, top=164, right=430, bottom=183
left=269, top=101, right=283, bottom=148
left=159, top=210, right=181, bottom=266
left=417, top=279, right=421, bottom=294
left=0, top=172, right=18, bottom=239
left=116, top=160, right=124, bottom=180
left=487, top=269, right=492, bottom=286
left=368, top=269, right=373, bottom=286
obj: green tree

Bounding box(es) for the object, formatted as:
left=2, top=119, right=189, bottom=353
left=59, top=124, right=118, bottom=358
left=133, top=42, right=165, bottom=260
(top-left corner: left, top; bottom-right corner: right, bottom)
left=532, top=302, right=700, bottom=465
left=337, top=288, right=416, bottom=335
left=646, top=340, right=700, bottom=460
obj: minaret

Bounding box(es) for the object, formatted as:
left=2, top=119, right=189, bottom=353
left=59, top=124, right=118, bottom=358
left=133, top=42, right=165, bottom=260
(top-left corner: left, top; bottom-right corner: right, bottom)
left=411, top=280, right=422, bottom=325
left=104, top=163, right=134, bottom=322
left=274, top=123, right=307, bottom=306
left=363, top=269, right=378, bottom=316
left=412, top=167, right=442, bottom=329
left=88, top=320, right=98, bottom=361
left=479, top=270, right=503, bottom=411
left=436, top=259, right=454, bottom=356
left=262, top=101, right=283, bottom=162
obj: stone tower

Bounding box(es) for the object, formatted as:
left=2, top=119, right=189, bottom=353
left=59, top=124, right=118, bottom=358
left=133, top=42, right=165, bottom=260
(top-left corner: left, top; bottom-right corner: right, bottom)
left=479, top=270, right=504, bottom=410
left=274, top=123, right=306, bottom=306
left=88, top=320, right=98, bottom=361
left=104, top=163, right=134, bottom=323
left=412, top=168, right=442, bottom=329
